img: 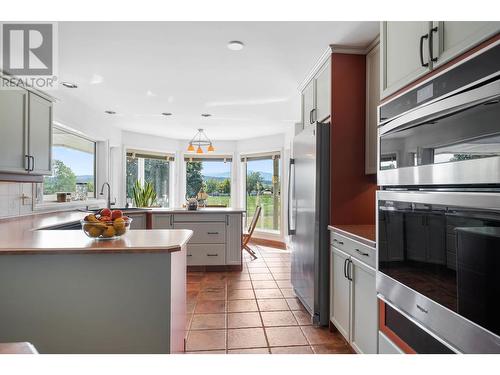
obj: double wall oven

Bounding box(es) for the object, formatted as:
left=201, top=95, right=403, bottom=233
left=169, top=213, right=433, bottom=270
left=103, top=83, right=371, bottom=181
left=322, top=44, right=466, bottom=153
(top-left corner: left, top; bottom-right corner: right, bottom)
left=376, top=40, right=500, bottom=353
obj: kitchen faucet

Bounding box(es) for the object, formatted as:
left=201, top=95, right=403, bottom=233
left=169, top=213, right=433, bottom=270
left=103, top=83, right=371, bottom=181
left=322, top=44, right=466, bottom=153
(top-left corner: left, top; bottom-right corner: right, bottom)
left=99, top=182, right=114, bottom=209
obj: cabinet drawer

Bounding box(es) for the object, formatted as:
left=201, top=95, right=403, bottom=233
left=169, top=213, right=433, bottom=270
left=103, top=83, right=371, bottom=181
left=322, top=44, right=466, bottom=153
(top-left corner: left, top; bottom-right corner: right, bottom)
left=187, top=244, right=226, bottom=265
left=331, top=232, right=376, bottom=268
left=173, top=213, right=226, bottom=222
left=174, top=222, right=226, bottom=244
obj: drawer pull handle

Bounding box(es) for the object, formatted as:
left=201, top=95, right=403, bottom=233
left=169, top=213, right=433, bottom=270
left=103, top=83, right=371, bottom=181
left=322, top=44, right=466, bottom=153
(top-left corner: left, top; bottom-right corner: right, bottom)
left=207, top=232, right=219, bottom=235
left=333, top=239, right=344, bottom=245
left=187, top=254, right=193, bottom=257
left=355, top=249, right=370, bottom=257
left=207, top=253, right=218, bottom=257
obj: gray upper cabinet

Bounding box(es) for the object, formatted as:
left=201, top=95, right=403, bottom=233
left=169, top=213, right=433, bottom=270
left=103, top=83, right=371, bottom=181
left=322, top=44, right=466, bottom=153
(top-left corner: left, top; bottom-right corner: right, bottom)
left=301, top=58, right=331, bottom=129
left=314, top=60, right=331, bottom=123
left=381, top=21, right=432, bottom=98
left=0, top=85, right=28, bottom=174
left=365, top=41, right=380, bottom=175
left=0, top=83, right=53, bottom=176
left=301, top=79, right=315, bottom=129
left=381, top=21, right=500, bottom=99
left=28, top=93, right=52, bottom=175
left=431, top=21, right=500, bottom=68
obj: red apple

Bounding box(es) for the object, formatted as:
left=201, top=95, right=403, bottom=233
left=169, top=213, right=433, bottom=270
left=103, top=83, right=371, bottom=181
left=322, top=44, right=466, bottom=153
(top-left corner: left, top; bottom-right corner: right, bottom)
left=111, top=210, right=123, bottom=220
left=100, top=208, right=112, bottom=217
left=99, top=216, right=112, bottom=222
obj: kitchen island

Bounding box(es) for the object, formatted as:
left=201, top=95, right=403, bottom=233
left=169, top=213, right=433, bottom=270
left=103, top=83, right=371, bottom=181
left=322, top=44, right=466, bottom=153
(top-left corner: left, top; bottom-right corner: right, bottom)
left=0, top=212, right=193, bottom=354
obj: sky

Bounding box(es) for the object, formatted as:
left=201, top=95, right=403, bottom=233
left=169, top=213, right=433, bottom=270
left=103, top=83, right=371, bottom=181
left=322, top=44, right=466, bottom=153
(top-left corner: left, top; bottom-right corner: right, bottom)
left=53, top=146, right=94, bottom=176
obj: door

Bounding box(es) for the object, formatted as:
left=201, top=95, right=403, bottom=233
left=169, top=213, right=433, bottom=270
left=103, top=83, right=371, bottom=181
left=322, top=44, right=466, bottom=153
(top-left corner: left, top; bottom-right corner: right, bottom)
left=381, top=21, right=432, bottom=98
left=330, top=247, right=350, bottom=341
left=28, top=93, right=52, bottom=175
left=351, top=258, right=377, bottom=354
left=291, top=124, right=317, bottom=314
left=151, top=214, right=173, bottom=229
left=0, top=85, right=28, bottom=173
left=432, top=21, right=500, bottom=68
left=426, top=214, right=446, bottom=265
left=315, top=59, right=331, bottom=123
left=301, top=79, right=315, bottom=129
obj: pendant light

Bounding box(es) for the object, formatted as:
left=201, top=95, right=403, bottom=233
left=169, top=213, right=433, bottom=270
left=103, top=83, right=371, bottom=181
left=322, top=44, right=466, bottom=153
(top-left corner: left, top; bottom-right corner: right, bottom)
left=186, top=128, right=215, bottom=154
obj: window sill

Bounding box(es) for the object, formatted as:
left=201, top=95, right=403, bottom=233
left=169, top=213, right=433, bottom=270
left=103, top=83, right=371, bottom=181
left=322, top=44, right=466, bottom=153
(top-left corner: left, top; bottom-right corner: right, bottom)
left=34, top=199, right=106, bottom=214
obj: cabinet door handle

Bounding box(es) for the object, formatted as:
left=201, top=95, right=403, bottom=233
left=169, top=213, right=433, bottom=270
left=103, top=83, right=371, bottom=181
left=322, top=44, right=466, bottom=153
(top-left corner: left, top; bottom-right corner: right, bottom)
left=30, top=156, right=35, bottom=171
left=355, top=248, right=370, bottom=257
left=347, top=259, right=353, bottom=281
left=343, top=258, right=349, bottom=279
left=429, top=26, right=438, bottom=63
left=207, top=232, right=219, bottom=235
left=419, top=33, right=429, bottom=67
left=207, top=253, right=218, bottom=257
left=24, top=155, right=30, bottom=171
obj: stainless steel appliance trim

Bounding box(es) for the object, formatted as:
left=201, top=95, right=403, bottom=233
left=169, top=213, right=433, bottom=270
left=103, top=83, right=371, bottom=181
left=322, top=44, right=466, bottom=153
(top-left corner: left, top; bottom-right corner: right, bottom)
left=377, top=272, right=500, bottom=353
left=377, top=39, right=500, bottom=126
left=378, top=155, right=500, bottom=186
left=377, top=293, right=460, bottom=353
left=377, top=189, right=500, bottom=211
left=379, top=79, right=500, bottom=136
left=376, top=190, right=500, bottom=353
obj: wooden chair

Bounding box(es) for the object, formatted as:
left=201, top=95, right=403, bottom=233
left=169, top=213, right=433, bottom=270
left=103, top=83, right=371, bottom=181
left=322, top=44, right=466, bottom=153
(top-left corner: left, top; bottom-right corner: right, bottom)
left=242, top=206, right=262, bottom=259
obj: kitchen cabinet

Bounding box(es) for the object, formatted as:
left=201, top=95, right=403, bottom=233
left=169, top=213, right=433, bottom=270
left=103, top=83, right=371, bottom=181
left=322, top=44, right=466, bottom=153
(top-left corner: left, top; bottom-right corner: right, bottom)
left=405, top=212, right=446, bottom=265
left=0, top=82, right=53, bottom=176
left=127, top=213, right=147, bottom=229
left=0, top=84, right=28, bottom=174
left=380, top=21, right=499, bottom=99
left=301, top=58, right=331, bottom=129
left=381, top=21, right=432, bottom=98
left=151, top=213, right=173, bottom=229
left=172, top=211, right=242, bottom=267
left=330, top=230, right=377, bottom=353
left=28, top=93, right=52, bottom=174
left=431, top=21, right=500, bottom=68
left=365, top=41, right=380, bottom=174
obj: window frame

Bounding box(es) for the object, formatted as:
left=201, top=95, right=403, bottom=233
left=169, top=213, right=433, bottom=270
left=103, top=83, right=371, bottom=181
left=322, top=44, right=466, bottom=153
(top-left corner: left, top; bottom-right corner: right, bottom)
left=183, top=154, right=233, bottom=207
left=125, top=148, right=175, bottom=208
left=42, top=125, right=97, bottom=202
left=241, top=151, right=282, bottom=236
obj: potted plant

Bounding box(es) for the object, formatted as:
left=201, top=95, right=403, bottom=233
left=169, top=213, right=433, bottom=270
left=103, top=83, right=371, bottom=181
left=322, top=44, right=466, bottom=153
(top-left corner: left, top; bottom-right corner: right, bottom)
left=132, top=180, right=157, bottom=207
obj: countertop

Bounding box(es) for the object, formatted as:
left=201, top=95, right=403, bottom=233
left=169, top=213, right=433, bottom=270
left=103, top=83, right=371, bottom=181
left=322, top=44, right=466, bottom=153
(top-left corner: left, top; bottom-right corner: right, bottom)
left=137, top=207, right=246, bottom=214
left=328, top=224, right=376, bottom=248
left=0, top=211, right=193, bottom=255
left=0, top=342, right=38, bottom=354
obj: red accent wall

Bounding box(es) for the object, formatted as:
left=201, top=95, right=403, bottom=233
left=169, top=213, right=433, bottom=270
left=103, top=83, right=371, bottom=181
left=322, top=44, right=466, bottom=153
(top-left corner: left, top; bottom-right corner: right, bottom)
left=330, top=53, right=377, bottom=225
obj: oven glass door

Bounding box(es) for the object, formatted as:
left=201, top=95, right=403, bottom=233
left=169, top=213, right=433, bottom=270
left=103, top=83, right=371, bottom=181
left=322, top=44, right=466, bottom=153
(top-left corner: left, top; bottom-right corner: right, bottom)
left=378, top=80, right=500, bottom=186
left=378, top=194, right=500, bottom=338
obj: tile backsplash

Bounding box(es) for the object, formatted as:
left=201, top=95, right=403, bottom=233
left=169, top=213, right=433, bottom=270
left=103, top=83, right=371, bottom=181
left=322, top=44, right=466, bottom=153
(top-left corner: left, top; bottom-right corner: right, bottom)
left=0, top=182, right=34, bottom=219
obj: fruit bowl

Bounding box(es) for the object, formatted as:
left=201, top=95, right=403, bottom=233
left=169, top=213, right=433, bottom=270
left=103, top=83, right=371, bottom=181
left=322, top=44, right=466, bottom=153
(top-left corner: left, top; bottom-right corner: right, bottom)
left=81, top=209, right=132, bottom=240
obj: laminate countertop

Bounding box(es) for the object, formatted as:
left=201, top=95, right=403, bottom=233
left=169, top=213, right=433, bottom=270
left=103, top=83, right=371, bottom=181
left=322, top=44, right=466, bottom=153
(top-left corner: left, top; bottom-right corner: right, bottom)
left=0, top=211, right=192, bottom=255
left=328, top=224, right=376, bottom=248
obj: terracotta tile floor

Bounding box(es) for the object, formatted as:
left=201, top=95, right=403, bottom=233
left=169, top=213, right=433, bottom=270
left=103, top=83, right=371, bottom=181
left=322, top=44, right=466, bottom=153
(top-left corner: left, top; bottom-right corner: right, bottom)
left=185, top=245, right=353, bottom=354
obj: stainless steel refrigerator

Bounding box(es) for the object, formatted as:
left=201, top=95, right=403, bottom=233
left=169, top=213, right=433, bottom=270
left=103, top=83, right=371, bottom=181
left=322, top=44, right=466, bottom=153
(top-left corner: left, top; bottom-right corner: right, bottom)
left=288, top=122, right=330, bottom=326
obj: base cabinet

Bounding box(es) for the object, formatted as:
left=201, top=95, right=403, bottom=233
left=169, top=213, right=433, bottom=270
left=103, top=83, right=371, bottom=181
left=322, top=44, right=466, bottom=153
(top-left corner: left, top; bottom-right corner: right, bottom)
left=330, top=231, right=377, bottom=354
left=127, top=213, right=147, bottom=230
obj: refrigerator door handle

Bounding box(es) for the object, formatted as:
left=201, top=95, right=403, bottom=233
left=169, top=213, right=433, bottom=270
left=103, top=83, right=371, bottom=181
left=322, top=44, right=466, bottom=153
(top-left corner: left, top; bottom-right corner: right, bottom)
left=288, top=158, right=296, bottom=235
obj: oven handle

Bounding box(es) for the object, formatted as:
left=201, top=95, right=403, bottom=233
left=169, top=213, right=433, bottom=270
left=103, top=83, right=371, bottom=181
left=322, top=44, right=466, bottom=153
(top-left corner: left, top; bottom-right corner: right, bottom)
left=379, top=79, right=500, bottom=136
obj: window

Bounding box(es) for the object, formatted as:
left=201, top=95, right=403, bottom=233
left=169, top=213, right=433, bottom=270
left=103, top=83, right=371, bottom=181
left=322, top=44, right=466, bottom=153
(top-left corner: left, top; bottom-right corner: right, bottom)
left=185, top=156, right=232, bottom=207
left=126, top=150, right=173, bottom=207
left=43, top=127, right=96, bottom=201
left=242, top=153, right=281, bottom=233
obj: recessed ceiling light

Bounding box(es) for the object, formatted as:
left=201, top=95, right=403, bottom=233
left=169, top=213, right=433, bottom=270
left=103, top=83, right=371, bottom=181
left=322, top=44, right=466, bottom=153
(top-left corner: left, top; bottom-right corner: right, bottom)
left=201, top=113, right=212, bottom=117
left=161, top=112, right=172, bottom=116
left=61, top=82, right=78, bottom=88
left=104, top=110, right=116, bottom=115
left=227, top=41, right=244, bottom=51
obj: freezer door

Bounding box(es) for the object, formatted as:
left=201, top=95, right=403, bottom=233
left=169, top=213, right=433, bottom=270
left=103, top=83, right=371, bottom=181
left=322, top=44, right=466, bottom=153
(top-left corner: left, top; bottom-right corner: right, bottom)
left=291, top=124, right=317, bottom=315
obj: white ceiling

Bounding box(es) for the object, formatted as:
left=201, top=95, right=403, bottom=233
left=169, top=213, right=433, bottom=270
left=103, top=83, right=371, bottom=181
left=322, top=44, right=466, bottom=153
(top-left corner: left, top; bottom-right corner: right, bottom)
left=57, top=22, right=379, bottom=140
